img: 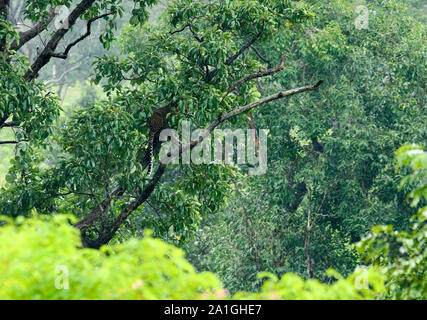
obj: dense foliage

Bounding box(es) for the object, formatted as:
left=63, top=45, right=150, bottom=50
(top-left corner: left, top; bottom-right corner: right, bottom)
left=1, top=143, right=424, bottom=299
left=183, top=0, right=427, bottom=292
left=0, top=0, right=425, bottom=299
left=358, top=144, right=427, bottom=299
left=0, top=214, right=222, bottom=299
left=0, top=214, right=385, bottom=299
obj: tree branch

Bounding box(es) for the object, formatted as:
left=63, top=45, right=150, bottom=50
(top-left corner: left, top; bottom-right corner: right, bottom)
left=225, top=30, right=264, bottom=66
left=74, top=127, right=165, bottom=233
left=0, top=121, right=15, bottom=129
left=188, top=24, right=204, bottom=43
left=0, top=139, right=28, bottom=145
left=10, top=9, right=57, bottom=51
left=204, top=29, right=264, bottom=83
left=227, top=51, right=287, bottom=93
left=169, top=80, right=324, bottom=159
left=24, top=0, right=97, bottom=81
left=0, top=114, right=8, bottom=130
left=45, top=61, right=83, bottom=86
left=50, top=11, right=115, bottom=60
left=77, top=80, right=323, bottom=247
left=81, top=163, right=167, bottom=248
left=250, top=45, right=272, bottom=67
left=169, top=16, right=204, bottom=42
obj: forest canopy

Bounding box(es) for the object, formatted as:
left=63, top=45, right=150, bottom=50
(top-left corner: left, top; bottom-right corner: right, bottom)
left=0, top=0, right=425, bottom=300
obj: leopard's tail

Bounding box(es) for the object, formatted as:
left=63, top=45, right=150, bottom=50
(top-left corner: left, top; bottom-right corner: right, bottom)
left=147, top=134, right=154, bottom=176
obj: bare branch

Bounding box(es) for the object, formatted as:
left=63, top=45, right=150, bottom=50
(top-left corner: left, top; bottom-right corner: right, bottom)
left=50, top=11, right=115, bottom=60
left=0, top=139, right=28, bottom=145
left=227, top=52, right=287, bottom=93
left=45, top=61, right=83, bottom=86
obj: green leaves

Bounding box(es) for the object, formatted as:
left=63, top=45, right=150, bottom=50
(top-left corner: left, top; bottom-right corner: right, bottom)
left=0, top=214, right=222, bottom=299
left=56, top=101, right=144, bottom=196
left=185, top=0, right=426, bottom=293
left=0, top=38, right=59, bottom=143
left=357, top=144, right=427, bottom=300
left=396, top=144, right=427, bottom=207
left=234, top=268, right=385, bottom=300
left=0, top=214, right=384, bottom=299
left=1, top=0, right=425, bottom=299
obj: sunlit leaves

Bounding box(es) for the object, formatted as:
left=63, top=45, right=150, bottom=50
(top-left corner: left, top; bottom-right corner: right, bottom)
left=0, top=214, right=384, bottom=299
left=0, top=214, right=222, bottom=299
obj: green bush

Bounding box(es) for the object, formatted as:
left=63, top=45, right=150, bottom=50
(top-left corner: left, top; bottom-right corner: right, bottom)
left=0, top=214, right=385, bottom=300
left=0, top=214, right=221, bottom=299
left=233, top=269, right=385, bottom=300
